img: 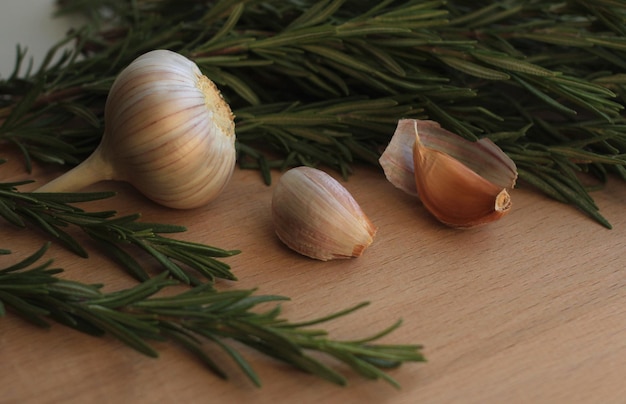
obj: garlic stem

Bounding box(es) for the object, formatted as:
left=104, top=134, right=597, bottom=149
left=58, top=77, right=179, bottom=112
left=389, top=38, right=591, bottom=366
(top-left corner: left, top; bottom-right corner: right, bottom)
left=36, top=145, right=114, bottom=192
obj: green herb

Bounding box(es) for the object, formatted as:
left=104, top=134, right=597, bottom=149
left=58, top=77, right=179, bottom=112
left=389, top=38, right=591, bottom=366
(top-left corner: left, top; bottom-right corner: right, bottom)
left=0, top=243, right=424, bottom=387
left=0, top=172, right=239, bottom=284
left=0, top=0, right=623, bottom=226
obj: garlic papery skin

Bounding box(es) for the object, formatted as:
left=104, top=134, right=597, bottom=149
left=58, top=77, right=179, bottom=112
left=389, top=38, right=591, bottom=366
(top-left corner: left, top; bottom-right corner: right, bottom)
left=380, top=119, right=517, bottom=197
left=36, top=49, right=236, bottom=209
left=380, top=119, right=517, bottom=227
left=271, top=166, right=377, bottom=261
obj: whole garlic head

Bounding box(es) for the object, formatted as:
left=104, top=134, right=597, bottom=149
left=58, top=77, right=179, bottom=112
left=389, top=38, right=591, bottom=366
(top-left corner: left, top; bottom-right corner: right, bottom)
left=37, top=49, right=236, bottom=209
left=271, top=167, right=377, bottom=261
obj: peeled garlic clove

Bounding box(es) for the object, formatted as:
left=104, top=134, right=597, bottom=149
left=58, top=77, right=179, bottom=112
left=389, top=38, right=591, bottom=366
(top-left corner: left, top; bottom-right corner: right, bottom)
left=37, top=49, right=236, bottom=209
left=380, top=119, right=517, bottom=196
left=413, top=131, right=512, bottom=227
left=271, top=166, right=377, bottom=261
left=380, top=119, right=517, bottom=227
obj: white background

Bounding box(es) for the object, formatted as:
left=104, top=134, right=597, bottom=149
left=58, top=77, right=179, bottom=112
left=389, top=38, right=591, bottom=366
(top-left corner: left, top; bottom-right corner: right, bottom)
left=0, top=0, right=83, bottom=77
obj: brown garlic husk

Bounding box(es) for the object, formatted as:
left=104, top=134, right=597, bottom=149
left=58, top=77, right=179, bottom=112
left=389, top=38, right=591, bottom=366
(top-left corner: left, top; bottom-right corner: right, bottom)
left=380, top=119, right=517, bottom=227
left=271, top=166, right=377, bottom=261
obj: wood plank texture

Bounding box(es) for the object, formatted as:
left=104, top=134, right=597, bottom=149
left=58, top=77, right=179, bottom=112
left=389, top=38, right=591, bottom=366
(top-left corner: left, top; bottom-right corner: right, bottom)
left=1, top=153, right=626, bottom=404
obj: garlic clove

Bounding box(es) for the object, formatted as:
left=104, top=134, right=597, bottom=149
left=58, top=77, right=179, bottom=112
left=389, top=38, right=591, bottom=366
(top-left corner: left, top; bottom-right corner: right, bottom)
left=413, top=130, right=512, bottom=227
left=271, top=166, right=377, bottom=261
left=37, top=50, right=236, bottom=209
left=380, top=119, right=516, bottom=227
left=380, top=119, right=517, bottom=196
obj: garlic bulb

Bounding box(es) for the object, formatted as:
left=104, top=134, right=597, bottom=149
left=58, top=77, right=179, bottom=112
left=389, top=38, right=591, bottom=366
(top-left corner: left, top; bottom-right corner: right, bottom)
left=37, top=49, right=236, bottom=209
left=271, top=167, right=377, bottom=261
left=380, top=119, right=517, bottom=227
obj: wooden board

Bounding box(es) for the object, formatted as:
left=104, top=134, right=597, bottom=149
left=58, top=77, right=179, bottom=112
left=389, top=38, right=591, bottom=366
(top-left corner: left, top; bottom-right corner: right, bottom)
left=2, top=152, right=626, bottom=404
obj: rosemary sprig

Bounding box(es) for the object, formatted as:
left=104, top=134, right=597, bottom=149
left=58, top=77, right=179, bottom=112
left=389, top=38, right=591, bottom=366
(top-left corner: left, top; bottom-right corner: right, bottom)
left=0, top=243, right=424, bottom=387
left=1, top=0, right=626, bottom=227
left=0, top=174, right=239, bottom=284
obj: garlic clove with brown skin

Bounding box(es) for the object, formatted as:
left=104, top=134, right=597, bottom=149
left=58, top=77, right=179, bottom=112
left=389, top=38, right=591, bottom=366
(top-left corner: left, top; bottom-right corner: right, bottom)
left=380, top=119, right=517, bottom=227
left=380, top=119, right=517, bottom=196
left=271, top=166, right=377, bottom=261
left=36, top=49, right=236, bottom=209
left=413, top=129, right=512, bottom=227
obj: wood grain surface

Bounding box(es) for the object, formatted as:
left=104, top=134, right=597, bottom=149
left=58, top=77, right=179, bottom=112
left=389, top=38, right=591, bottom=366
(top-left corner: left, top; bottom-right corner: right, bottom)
left=2, top=151, right=626, bottom=404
